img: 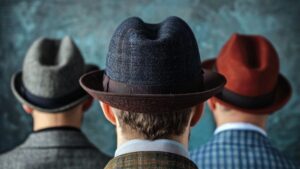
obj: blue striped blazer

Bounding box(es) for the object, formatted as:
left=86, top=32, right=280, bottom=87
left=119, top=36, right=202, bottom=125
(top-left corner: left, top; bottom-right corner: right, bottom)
left=190, top=130, right=299, bottom=169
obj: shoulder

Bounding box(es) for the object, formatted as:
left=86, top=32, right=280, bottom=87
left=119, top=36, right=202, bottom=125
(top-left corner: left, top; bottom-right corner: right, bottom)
left=189, top=137, right=219, bottom=164
left=56, top=145, right=112, bottom=168
left=105, top=151, right=197, bottom=169
left=0, top=146, right=28, bottom=168
left=81, top=147, right=112, bottom=165
left=0, top=146, right=112, bottom=169
left=189, top=133, right=299, bottom=169
left=0, top=145, right=27, bottom=157
left=264, top=146, right=299, bottom=169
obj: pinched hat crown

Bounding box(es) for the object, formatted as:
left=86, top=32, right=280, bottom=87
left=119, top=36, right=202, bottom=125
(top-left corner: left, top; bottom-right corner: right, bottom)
left=216, top=34, right=279, bottom=97
left=23, top=36, right=84, bottom=98
left=202, top=33, right=291, bottom=114
left=79, top=16, right=226, bottom=113
left=11, top=36, right=98, bottom=112
left=105, top=16, right=203, bottom=94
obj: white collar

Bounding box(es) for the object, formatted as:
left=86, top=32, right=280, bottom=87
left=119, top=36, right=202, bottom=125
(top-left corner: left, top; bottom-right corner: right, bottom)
left=115, top=139, right=189, bottom=158
left=214, top=122, right=267, bottom=136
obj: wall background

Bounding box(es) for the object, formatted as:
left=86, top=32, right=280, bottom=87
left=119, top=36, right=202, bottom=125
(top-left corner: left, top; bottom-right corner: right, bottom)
left=0, top=0, right=299, bottom=163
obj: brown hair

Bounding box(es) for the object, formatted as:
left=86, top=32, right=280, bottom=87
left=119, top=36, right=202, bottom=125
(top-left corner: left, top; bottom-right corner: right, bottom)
left=114, top=108, right=192, bottom=140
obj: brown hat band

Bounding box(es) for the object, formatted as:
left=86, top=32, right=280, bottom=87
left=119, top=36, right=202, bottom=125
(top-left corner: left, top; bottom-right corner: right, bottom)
left=102, top=73, right=203, bottom=94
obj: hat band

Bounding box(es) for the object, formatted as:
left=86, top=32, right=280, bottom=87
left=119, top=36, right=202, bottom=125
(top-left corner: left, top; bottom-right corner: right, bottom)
left=212, top=64, right=276, bottom=109
left=217, top=88, right=276, bottom=109
left=21, top=84, right=87, bottom=109
left=102, top=73, right=203, bottom=94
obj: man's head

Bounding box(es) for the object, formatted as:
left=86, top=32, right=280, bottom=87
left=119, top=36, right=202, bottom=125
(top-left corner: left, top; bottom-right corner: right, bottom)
left=100, top=102, right=203, bottom=143
left=202, top=34, right=292, bottom=127
left=22, top=98, right=93, bottom=130
left=80, top=16, right=226, bottom=145
left=11, top=36, right=98, bottom=130
left=207, top=98, right=268, bottom=128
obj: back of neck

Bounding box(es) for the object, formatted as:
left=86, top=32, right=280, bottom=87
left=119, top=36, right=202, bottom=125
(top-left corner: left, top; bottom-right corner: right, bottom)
left=32, top=110, right=82, bottom=131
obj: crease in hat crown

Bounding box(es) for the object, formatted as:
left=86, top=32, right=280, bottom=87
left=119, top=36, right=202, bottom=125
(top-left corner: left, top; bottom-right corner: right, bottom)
left=22, top=36, right=85, bottom=98
left=216, top=33, right=280, bottom=96
left=203, top=33, right=291, bottom=114
left=79, top=16, right=226, bottom=113
left=106, top=16, right=203, bottom=90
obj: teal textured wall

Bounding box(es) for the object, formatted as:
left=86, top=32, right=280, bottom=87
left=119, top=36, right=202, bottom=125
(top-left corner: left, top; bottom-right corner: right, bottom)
left=0, top=0, right=299, bottom=163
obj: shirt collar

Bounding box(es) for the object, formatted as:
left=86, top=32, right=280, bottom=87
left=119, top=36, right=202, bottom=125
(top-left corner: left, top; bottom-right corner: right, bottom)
left=115, top=139, right=189, bottom=158
left=214, top=122, right=267, bottom=136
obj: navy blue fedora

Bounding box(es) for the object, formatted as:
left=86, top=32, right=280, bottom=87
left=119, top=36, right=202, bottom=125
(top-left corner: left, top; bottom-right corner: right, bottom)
left=80, top=16, right=226, bottom=113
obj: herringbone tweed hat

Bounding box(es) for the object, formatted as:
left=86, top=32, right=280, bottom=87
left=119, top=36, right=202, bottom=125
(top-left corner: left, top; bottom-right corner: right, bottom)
left=11, top=36, right=98, bottom=112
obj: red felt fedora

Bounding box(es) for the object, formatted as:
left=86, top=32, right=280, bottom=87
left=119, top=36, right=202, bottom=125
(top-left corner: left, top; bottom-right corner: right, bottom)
left=202, top=34, right=291, bottom=114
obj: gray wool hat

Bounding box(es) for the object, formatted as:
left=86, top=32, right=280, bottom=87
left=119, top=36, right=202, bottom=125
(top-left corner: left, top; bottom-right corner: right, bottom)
left=11, top=36, right=98, bottom=113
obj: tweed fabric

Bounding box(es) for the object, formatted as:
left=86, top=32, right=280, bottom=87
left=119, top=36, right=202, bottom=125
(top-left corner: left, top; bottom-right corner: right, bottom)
left=215, top=34, right=280, bottom=97
left=11, top=36, right=98, bottom=112
left=106, top=16, right=202, bottom=87
left=202, top=34, right=292, bottom=114
left=80, top=16, right=226, bottom=113
left=105, top=151, right=198, bottom=169
left=23, top=36, right=84, bottom=98
left=0, top=129, right=111, bottom=169
left=190, top=130, right=299, bottom=169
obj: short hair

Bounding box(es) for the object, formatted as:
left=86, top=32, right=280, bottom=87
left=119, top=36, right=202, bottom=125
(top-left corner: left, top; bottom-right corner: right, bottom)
left=113, top=108, right=192, bottom=140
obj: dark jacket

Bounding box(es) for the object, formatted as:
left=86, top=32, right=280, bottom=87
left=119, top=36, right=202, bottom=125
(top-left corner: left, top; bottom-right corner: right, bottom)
left=0, top=127, right=111, bottom=169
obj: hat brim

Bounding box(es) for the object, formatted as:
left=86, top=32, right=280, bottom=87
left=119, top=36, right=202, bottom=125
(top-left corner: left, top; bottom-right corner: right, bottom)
left=79, top=69, right=226, bottom=113
left=202, top=59, right=292, bottom=114
left=11, top=64, right=98, bottom=113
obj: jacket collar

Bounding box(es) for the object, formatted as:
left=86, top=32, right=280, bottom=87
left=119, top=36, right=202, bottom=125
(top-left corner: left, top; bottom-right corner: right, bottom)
left=20, top=127, right=93, bottom=148
left=214, top=122, right=267, bottom=136
left=213, top=129, right=270, bottom=146
left=33, top=126, right=81, bottom=133
left=105, top=151, right=198, bottom=169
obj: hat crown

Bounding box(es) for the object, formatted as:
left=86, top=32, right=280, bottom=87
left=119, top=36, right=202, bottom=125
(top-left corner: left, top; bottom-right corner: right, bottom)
left=22, top=36, right=85, bottom=98
left=216, top=34, right=279, bottom=96
left=106, top=16, right=202, bottom=88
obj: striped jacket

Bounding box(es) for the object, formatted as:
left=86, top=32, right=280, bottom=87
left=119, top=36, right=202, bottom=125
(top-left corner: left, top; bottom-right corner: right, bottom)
left=105, top=151, right=198, bottom=169
left=0, top=128, right=111, bottom=169
left=190, top=130, right=299, bottom=169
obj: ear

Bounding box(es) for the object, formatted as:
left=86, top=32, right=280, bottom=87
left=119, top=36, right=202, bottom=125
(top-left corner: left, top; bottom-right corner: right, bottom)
left=99, top=102, right=117, bottom=125
left=190, top=103, right=204, bottom=127
left=82, top=98, right=93, bottom=112
left=207, top=98, right=216, bottom=112
left=22, top=104, right=33, bottom=114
